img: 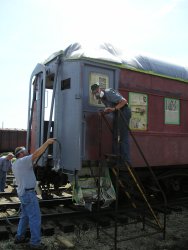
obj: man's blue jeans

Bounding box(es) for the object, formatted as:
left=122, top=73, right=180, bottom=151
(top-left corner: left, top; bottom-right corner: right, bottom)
left=0, top=170, right=6, bottom=192
left=114, top=106, right=132, bottom=163
left=16, top=190, right=41, bottom=246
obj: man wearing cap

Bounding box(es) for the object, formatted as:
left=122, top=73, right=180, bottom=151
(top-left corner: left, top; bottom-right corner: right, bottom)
left=91, top=83, right=132, bottom=163
left=0, top=153, right=14, bottom=192
left=12, top=138, right=56, bottom=250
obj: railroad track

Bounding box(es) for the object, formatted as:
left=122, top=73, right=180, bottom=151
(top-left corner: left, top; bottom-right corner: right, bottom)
left=1, top=185, right=188, bottom=222
left=1, top=185, right=188, bottom=249
left=0, top=185, right=121, bottom=245
left=0, top=185, right=74, bottom=220
left=0, top=185, right=94, bottom=242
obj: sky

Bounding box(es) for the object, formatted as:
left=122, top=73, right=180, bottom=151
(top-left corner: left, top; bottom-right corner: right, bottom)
left=0, top=0, right=188, bottom=129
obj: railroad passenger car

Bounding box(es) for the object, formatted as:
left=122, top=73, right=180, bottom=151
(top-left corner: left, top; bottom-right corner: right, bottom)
left=27, top=43, right=188, bottom=196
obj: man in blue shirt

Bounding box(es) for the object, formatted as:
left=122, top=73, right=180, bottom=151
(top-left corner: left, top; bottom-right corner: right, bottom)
left=0, top=153, right=14, bottom=192
left=12, top=138, right=56, bottom=250
left=91, top=83, right=132, bottom=164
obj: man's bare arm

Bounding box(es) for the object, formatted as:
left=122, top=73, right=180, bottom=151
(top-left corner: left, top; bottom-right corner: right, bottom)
left=32, top=138, right=56, bottom=162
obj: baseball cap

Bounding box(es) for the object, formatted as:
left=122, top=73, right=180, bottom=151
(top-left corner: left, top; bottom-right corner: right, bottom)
left=15, top=147, right=27, bottom=156
left=7, top=153, right=14, bottom=157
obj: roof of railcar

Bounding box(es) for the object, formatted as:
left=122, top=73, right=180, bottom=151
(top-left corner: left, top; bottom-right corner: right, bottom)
left=44, top=42, right=188, bottom=83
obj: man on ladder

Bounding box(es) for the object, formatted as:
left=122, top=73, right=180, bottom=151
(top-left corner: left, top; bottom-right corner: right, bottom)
left=91, top=83, right=132, bottom=164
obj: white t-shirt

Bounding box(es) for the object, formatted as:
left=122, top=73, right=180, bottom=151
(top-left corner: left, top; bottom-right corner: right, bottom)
left=12, top=155, right=36, bottom=196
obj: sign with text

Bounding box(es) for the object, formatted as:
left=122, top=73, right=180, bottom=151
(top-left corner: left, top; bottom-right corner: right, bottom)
left=129, top=92, right=148, bottom=130
left=165, top=98, right=180, bottom=124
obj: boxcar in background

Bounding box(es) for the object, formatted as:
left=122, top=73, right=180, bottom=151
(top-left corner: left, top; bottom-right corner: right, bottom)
left=0, top=129, right=26, bottom=153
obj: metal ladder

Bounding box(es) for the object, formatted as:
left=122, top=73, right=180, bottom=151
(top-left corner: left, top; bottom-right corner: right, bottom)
left=96, top=109, right=167, bottom=249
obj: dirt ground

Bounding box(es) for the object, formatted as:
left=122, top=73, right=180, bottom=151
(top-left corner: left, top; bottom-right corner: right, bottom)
left=0, top=206, right=188, bottom=250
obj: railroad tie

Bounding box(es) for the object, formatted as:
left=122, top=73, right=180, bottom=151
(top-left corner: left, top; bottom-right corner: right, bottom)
left=56, top=234, right=75, bottom=249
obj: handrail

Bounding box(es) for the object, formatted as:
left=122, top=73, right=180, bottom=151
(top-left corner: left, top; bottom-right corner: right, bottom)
left=118, top=109, right=167, bottom=207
